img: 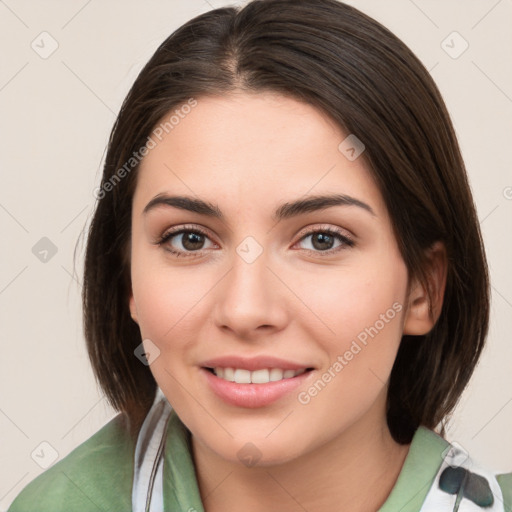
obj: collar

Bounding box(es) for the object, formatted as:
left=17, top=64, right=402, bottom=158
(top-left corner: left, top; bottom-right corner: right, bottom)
left=378, top=426, right=449, bottom=511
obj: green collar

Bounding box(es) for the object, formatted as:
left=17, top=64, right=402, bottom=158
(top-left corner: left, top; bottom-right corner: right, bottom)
left=163, top=407, right=205, bottom=511
left=379, top=426, right=449, bottom=511
left=162, top=408, right=448, bottom=512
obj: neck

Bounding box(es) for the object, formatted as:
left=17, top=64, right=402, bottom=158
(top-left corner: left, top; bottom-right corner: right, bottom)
left=191, top=401, right=411, bottom=512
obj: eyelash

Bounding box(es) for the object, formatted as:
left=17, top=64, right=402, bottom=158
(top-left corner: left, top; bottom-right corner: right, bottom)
left=156, top=224, right=355, bottom=259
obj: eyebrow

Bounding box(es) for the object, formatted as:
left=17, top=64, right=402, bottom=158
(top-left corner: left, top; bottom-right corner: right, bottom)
left=142, top=193, right=376, bottom=221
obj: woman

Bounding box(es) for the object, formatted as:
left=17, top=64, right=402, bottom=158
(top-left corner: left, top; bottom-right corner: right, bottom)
left=8, top=0, right=511, bottom=510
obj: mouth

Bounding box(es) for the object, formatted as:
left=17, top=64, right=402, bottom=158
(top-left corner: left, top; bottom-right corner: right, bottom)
left=202, top=366, right=315, bottom=384
left=200, top=366, right=316, bottom=408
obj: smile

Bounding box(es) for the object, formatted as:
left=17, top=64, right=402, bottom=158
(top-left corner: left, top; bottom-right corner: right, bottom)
left=206, top=367, right=310, bottom=384
left=201, top=366, right=315, bottom=408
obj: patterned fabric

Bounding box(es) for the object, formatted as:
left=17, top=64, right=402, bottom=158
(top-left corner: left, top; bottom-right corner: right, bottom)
left=420, top=442, right=506, bottom=511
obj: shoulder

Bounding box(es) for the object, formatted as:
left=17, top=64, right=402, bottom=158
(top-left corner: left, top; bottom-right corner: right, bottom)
left=419, top=427, right=512, bottom=512
left=497, top=472, right=512, bottom=512
left=8, top=413, right=136, bottom=512
left=382, top=427, right=512, bottom=512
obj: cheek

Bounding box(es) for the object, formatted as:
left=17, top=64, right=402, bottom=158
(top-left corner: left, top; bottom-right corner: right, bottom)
left=301, top=253, right=407, bottom=389
left=130, top=267, right=201, bottom=401
left=132, top=268, right=198, bottom=340
left=295, top=266, right=406, bottom=434
left=304, top=255, right=406, bottom=336
left=130, top=253, right=223, bottom=370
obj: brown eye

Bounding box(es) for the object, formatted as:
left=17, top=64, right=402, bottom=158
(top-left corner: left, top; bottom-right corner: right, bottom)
left=179, top=231, right=206, bottom=251
left=157, top=226, right=216, bottom=258
left=310, top=232, right=337, bottom=251
left=295, top=227, right=354, bottom=256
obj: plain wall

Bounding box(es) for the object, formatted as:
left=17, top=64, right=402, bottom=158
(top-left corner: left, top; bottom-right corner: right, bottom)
left=1, top=0, right=511, bottom=509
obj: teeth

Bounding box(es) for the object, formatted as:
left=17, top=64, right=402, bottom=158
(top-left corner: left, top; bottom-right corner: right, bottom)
left=234, top=369, right=252, bottom=384
left=212, top=367, right=307, bottom=384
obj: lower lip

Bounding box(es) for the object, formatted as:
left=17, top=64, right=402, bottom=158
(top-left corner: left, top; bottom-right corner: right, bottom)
left=200, top=367, right=314, bottom=408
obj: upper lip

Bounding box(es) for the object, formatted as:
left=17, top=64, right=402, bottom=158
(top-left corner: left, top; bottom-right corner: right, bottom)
left=200, top=355, right=315, bottom=372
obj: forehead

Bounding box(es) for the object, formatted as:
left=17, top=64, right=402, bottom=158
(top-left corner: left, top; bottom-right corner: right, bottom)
left=134, top=92, right=386, bottom=219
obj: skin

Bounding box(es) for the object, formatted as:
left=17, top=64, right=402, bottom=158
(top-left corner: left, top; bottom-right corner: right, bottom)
left=129, top=91, right=447, bottom=512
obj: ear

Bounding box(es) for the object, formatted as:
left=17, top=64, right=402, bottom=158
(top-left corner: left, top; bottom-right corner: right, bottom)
left=129, top=290, right=139, bottom=325
left=403, top=241, right=448, bottom=335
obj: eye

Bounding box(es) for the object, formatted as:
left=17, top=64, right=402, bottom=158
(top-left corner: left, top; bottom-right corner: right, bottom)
left=294, top=226, right=355, bottom=256
left=156, top=224, right=217, bottom=258
left=156, top=224, right=355, bottom=259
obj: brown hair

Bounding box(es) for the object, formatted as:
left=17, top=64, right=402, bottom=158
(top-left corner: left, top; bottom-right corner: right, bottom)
left=81, top=0, right=489, bottom=443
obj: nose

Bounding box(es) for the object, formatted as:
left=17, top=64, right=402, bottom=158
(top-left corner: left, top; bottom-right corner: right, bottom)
left=213, top=244, right=289, bottom=339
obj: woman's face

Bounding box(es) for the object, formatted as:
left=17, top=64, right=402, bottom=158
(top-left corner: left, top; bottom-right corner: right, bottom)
left=129, top=91, right=412, bottom=466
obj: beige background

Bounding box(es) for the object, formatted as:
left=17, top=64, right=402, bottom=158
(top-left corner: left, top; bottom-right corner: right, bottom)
left=1, top=0, right=511, bottom=508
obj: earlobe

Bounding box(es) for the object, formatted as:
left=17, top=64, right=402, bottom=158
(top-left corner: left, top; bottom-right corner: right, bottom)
left=129, top=293, right=139, bottom=324
left=403, top=241, right=448, bottom=336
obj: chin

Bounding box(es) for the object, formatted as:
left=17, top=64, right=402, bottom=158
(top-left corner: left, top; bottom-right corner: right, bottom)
left=207, top=434, right=308, bottom=469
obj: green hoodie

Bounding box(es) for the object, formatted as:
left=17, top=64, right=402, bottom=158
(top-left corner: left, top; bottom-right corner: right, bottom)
left=7, top=407, right=512, bottom=512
